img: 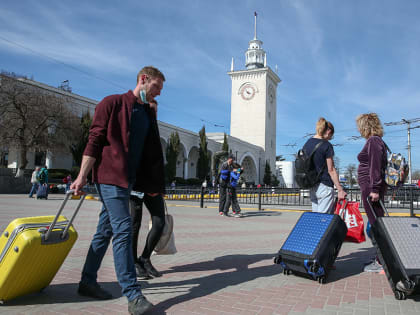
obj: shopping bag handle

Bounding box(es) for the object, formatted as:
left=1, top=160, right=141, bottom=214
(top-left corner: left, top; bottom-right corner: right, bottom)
left=44, top=189, right=86, bottom=241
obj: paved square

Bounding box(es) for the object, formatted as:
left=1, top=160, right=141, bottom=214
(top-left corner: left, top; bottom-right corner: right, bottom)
left=0, top=195, right=419, bottom=314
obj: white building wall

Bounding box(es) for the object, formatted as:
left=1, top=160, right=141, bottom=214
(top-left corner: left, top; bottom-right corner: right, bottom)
left=276, top=161, right=296, bottom=188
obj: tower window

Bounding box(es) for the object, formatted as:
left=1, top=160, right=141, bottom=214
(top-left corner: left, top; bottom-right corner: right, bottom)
left=268, top=112, right=271, bottom=119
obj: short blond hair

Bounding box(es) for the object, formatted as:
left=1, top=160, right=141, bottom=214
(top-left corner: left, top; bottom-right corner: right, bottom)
left=137, top=66, right=165, bottom=83
left=316, top=117, right=334, bottom=137
left=356, top=113, right=384, bottom=139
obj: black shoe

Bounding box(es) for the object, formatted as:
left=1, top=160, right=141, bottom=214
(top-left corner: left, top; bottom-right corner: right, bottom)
left=128, top=295, right=153, bottom=315
left=140, top=258, right=162, bottom=278
left=77, top=282, right=112, bottom=300
left=135, top=262, right=152, bottom=280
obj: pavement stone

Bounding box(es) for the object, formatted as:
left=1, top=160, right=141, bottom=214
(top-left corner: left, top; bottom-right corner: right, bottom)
left=0, top=195, right=419, bottom=314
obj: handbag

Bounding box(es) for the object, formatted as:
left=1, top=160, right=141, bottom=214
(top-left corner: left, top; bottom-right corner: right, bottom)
left=334, top=199, right=366, bottom=243
left=150, top=201, right=177, bottom=255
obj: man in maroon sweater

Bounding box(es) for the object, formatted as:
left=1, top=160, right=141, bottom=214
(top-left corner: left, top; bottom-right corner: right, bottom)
left=71, top=66, right=165, bottom=315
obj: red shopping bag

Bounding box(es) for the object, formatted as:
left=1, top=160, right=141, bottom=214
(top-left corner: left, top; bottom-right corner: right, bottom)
left=334, top=199, right=366, bottom=243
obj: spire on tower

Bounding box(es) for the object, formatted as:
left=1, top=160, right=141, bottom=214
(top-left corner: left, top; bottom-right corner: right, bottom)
left=245, top=12, right=265, bottom=69
left=254, top=11, right=257, bottom=40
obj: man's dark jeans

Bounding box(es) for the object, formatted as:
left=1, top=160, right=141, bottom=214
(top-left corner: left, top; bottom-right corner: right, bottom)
left=80, top=184, right=142, bottom=301
left=219, top=182, right=228, bottom=213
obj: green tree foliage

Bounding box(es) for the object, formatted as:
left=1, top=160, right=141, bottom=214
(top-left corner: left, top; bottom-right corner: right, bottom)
left=197, top=126, right=211, bottom=180
left=165, top=132, right=180, bottom=183
left=69, top=111, right=92, bottom=166
left=271, top=175, right=279, bottom=187
left=212, top=151, right=228, bottom=179
left=222, top=133, right=229, bottom=152
left=263, top=161, right=272, bottom=186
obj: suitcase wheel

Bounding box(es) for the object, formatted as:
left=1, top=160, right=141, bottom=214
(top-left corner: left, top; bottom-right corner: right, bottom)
left=405, top=280, right=416, bottom=290
left=274, top=257, right=280, bottom=264
left=317, top=276, right=326, bottom=284
left=310, top=264, right=319, bottom=274
left=283, top=269, right=292, bottom=275
left=394, top=290, right=407, bottom=300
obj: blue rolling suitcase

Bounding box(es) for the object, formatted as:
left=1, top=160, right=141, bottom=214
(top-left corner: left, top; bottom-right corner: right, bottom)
left=36, top=184, right=48, bottom=199
left=274, top=212, right=347, bottom=283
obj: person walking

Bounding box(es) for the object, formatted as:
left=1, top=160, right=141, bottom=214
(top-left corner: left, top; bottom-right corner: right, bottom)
left=37, top=166, right=49, bottom=199
left=70, top=66, right=166, bottom=315
left=302, top=118, right=346, bottom=213
left=223, top=163, right=243, bottom=217
left=129, top=192, right=165, bottom=279
left=63, top=174, right=72, bottom=193
left=356, top=113, right=387, bottom=273
left=218, top=154, right=235, bottom=216
left=28, top=166, right=40, bottom=198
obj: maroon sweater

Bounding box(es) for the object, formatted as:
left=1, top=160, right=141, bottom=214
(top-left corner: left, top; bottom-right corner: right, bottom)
left=357, top=136, right=387, bottom=194
left=83, top=90, right=165, bottom=193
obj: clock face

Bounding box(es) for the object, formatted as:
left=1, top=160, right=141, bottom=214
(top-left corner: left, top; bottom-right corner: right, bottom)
left=240, top=84, right=256, bottom=100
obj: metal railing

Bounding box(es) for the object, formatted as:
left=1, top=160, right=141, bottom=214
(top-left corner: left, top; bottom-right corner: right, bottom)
left=164, top=186, right=420, bottom=215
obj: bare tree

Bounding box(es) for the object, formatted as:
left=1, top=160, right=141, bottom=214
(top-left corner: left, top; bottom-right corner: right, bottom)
left=0, top=73, right=80, bottom=176
left=345, top=164, right=357, bottom=188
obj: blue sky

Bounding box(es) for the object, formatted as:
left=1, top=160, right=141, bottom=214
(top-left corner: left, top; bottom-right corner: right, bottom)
left=1, top=0, right=420, bottom=174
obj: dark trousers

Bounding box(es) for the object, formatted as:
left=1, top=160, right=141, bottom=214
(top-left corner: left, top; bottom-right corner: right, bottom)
left=224, top=186, right=241, bottom=214
left=219, top=183, right=227, bottom=213
left=129, top=194, right=165, bottom=261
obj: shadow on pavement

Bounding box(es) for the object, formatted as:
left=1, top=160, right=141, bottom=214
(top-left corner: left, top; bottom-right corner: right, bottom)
left=2, top=281, right=122, bottom=306
left=328, top=246, right=376, bottom=282
left=240, top=211, right=282, bottom=218
left=144, top=253, right=278, bottom=314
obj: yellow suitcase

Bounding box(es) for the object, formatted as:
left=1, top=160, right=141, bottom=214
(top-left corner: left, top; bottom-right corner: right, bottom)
left=0, top=191, right=86, bottom=303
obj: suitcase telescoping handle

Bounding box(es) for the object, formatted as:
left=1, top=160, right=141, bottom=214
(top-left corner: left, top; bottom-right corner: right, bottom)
left=44, top=189, right=86, bottom=241
left=365, top=197, right=389, bottom=219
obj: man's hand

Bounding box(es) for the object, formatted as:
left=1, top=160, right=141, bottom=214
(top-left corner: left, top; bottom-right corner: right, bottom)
left=337, top=189, right=347, bottom=200
left=369, top=192, right=380, bottom=202
left=70, top=176, right=87, bottom=195
left=146, top=193, right=159, bottom=197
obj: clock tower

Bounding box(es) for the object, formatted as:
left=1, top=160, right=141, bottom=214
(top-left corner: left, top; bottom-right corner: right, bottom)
left=228, top=13, right=281, bottom=175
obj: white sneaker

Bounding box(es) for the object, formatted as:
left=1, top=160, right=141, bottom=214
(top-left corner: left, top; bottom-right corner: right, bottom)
left=363, top=260, right=383, bottom=273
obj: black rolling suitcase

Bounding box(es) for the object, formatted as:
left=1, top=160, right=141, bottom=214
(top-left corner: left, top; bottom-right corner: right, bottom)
left=368, top=198, right=420, bottom=300
left=274, top=212, right=347, bottom=283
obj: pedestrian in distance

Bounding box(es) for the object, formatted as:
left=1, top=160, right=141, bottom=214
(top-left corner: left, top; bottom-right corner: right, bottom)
left=223, top=162, right=244, bottom=217
left=303, top=118, right=347, bottom=213
left=36, top=166, right=49, bottom=199
left=28, top=166, right=40, bottom=198
left=129, top=192, right=165, bottom=279
left=356, top=113, right=387, bottom=273
left=63, top=174, right=72, bottom=193
left=218, top=154, right=235, bottom=216
left=70, top=66, right=166, bottom=315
